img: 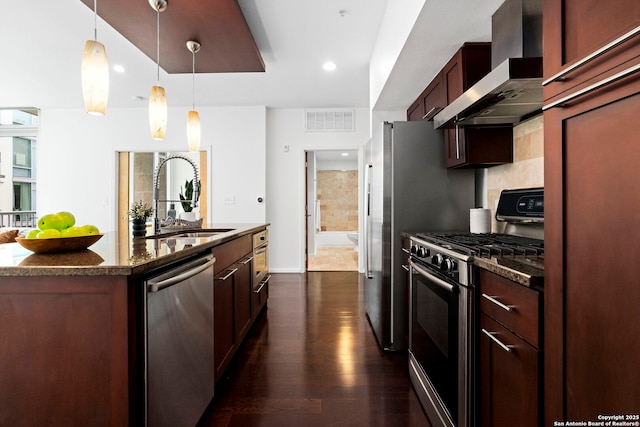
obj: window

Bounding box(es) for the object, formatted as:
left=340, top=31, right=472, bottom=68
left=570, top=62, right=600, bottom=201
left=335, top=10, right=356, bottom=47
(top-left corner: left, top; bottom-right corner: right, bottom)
left=0, top=108, right=38, bottom=219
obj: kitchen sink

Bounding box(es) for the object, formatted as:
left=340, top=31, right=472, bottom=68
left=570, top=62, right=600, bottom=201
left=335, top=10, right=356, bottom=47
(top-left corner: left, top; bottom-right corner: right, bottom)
left=146, top=228, right=235, bottom=240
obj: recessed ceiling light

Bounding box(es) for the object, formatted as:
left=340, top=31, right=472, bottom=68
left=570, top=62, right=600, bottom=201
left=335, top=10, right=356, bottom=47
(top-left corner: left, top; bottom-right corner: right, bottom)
left=323, top=61, right=337, bottom=71
left=341, top=152, right=349, bottom=156
left=113, top=64, right=125, bottom=73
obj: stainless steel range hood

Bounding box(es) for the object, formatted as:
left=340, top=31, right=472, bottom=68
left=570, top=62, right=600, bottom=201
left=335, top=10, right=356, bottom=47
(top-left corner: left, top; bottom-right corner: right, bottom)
left=434, top=0, right=543, bottom=128
left=433, top=56, right=542, bottom=128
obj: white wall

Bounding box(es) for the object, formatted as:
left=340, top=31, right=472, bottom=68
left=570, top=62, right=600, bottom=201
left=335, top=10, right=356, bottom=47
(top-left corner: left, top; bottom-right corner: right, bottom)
left=266, top=108, right=370, bottom=273
left=37, top=105, right=266, bottom=232
left=369, top=0, right=426, bottom=109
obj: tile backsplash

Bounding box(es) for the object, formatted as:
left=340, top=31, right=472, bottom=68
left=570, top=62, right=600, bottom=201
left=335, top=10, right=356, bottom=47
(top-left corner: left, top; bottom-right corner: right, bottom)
left=486, top=115, right=544, bottom=232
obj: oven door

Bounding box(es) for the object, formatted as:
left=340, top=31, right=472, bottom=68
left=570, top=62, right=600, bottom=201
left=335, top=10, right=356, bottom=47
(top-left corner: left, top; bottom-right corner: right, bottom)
left=253, top=243, right=268, bottom=284
left=408, top=258, right=473, bottom=427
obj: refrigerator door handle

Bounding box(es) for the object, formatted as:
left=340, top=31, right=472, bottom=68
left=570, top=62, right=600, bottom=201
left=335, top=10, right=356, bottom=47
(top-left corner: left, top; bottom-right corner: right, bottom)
left=365, top=163, right=372, bottom=278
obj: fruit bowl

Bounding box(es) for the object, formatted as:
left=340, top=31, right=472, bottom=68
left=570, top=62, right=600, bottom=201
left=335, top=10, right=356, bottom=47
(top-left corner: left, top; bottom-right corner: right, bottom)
left=15, top=234, right=103, bottom=254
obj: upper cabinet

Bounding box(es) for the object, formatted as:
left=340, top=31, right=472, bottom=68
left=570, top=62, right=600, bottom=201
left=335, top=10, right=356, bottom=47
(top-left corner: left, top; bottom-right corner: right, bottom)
left=543, top=0, right=640, bottom=102
left=407, top=75, right=445, bottom=122
left=408, top=43, right=514, bottom=169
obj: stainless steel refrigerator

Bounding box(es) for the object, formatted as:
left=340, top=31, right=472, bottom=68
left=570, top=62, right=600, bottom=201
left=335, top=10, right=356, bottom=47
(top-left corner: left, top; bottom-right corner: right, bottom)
left=363, top=120, right=476, bottom=351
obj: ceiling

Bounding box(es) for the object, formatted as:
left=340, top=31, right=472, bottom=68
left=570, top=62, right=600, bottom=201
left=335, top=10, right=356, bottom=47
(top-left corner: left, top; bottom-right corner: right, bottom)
left=78, top=0, right=265, bottom=74
left=1, top=1, right=504, bottom=111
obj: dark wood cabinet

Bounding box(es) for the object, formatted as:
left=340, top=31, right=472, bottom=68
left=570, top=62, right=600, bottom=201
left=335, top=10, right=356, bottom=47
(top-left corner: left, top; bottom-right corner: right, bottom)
left=543, top=0, right=640, bottom=102
left=407, top=42, right=513, bottom=168
left=407, top=73, right=446, bottom=121
left=212, top=235, right=253, bottom=383
left=234, top=254, right=253, bottom=343
left=478, top=269, right=542, bottom=427
left=442, top=43, right=492, bottom=104
left=445, top=126, right=513, bottom=168
left=0, top=276, right=130, bottom=427
left=214, top=265, right=237, bottom=382
left=251, top=274, right=269, bottom=319
left=543, top=1, right=640, bottom=423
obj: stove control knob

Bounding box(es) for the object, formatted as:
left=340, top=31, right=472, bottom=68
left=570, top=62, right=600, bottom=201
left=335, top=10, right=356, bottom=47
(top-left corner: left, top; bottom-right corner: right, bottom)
left=432, top=253, right=443, bottom=267
left=417, top=247, right=430, bottom=258
left=410, top=245, right=419, bottom=255
left=443, top=258, right=456, bottom=273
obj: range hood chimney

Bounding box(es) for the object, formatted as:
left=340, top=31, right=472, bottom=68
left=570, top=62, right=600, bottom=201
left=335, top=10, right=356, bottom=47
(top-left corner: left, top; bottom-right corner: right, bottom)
left=434, top=0, right=543, bottom=128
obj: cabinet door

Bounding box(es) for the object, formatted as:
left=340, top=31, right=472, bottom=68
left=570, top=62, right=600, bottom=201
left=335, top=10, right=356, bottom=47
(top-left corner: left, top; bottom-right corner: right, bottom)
left=445, top=126, right=513, bottom=169
left=214, top=267, right=236, bottom=382
left=407, top=98, right=424, bottom=121
left=480, top=314, right=539, bottom=427
left=234, top=255, right=253, bottom=343
left=252, top=274, right=270, bottom=318
left=544, top=71, right=640, bottom=422
left=543, top=0, right=640, bottom=100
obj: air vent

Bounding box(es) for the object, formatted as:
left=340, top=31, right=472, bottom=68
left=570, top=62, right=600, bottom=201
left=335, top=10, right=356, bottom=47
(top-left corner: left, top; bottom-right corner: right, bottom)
left=305, top=110, right=355, bottom=132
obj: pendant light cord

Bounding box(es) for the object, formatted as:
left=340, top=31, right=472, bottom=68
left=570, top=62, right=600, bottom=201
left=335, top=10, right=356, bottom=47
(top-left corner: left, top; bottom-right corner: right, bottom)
left=192, top=50, right=196, bottom=110
left=156, top=9, right=160, bottom=84
left=93, top=0, right=98, bottom=40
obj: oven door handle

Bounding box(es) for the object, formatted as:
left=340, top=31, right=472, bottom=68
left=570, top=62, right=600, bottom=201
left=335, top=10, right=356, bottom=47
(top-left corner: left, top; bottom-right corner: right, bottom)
left=409, top=259, right=457, bottom=294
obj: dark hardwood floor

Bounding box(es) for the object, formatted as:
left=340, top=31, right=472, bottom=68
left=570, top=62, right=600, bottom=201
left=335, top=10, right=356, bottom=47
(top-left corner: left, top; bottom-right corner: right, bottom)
left=197, top=272, right=431, bottom=427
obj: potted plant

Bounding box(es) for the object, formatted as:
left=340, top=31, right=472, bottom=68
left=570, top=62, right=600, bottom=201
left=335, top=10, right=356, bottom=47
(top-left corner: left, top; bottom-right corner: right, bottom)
left=179, top=179, right=201, bottom=220
left=129, top=200, right=153, bottom=237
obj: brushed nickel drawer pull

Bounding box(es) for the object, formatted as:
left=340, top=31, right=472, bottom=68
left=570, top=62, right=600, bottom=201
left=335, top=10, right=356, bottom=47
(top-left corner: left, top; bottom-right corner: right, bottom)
left=482, top=293, right=513, bottom=312
left=543, top=25, right=640, bottom=86
left=482, top=328, right=513, bottom=352
left=216, top=267, right=238, bottom=281
left=401, top=264, right=410, bottom=272
left=543, top=63, right=640, bottom=110
left=401, top=248, right=410, bottom=254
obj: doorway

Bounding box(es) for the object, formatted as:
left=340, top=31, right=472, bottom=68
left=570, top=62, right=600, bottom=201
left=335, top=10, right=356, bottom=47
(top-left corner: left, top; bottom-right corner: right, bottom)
left=305, top=150, right=359, bottom=271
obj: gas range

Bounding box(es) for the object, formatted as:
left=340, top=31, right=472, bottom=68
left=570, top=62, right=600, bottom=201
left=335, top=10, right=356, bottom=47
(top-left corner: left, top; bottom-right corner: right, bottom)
left=416, top=231, right=544, bottom=258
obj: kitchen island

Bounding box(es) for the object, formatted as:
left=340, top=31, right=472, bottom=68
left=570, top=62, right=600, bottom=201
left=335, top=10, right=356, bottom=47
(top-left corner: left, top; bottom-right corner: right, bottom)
left=0, top=223, right=268, bottom=427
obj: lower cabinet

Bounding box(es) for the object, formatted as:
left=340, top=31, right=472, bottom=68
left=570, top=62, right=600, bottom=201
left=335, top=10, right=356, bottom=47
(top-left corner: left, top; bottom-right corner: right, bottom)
left=251, top=273, right=269, bottom=319
left=214, top=266, right=237, bottom=382
left=478, top=269, right=542, bottom=427
left=212, top=232, right=268, bottom=383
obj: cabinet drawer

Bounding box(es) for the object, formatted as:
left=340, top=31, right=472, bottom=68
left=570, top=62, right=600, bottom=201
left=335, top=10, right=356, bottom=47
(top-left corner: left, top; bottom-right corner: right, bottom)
left=213, top=235, right=252, bottom=272
left=480, top=314, right=540, bottom=427
left=479, top=269, right=541, bottom=348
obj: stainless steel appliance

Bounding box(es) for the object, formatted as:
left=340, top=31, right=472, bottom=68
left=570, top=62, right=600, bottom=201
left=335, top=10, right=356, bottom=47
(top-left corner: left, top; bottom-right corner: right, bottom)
left=408, top=187, right=544, bottom=426
left=145, top=253, right=216, bottom=427
left=434, top=0, right=543, bottom=128
left=252, top=229, right=268, bottom=284
left=252, top=229, right=269, bottom=297
left=363, top=120, right=476, bottom=351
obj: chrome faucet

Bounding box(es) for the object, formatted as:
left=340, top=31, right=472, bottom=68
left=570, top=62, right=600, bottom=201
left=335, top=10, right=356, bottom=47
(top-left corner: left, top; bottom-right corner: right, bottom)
left=152, top=154, right=200, bottom=234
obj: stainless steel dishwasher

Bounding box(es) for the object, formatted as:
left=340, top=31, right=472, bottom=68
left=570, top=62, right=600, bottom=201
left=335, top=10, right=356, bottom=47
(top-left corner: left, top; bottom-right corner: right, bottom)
left=145, top=253, right=216, bottom=427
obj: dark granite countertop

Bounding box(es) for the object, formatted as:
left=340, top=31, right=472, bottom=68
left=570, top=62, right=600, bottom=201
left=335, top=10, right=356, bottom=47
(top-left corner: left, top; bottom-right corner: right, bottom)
left=473, top=256, right=544, bottom=288
left=0, top=223, right=268, bottom=277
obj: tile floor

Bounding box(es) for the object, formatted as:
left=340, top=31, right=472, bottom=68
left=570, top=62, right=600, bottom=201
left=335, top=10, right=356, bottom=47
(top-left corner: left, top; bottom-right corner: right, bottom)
left=307, top=247, right=358, bottom=271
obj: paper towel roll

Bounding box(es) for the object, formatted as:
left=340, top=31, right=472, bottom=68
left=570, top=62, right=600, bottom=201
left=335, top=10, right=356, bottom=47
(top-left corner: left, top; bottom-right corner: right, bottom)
left=470, top=208, right=491, bottom=234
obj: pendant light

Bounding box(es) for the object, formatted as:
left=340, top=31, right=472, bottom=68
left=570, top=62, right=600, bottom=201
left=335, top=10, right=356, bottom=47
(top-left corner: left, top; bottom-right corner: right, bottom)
left=186, top=40, right=201, bottom=152
left=149, top=0, right=168, bottom=140
left=81, top=0, right=109, bottom=115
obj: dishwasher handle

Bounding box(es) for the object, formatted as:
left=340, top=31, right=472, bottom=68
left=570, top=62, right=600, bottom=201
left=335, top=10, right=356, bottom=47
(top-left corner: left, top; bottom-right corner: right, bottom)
left=148, top=256, right=216, bottom=292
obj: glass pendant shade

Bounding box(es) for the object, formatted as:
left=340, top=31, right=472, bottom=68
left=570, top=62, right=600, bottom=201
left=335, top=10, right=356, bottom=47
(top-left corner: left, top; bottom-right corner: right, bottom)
left=81, top=40, right=109, bottom=115
left=187, top=110, right=201, bottom=152
left=149, top=85, right=167, bottom=140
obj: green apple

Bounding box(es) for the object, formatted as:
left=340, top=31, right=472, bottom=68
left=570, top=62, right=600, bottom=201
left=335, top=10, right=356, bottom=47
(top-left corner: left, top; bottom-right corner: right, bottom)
left=57, top=211, right=76, bottom=229
left=79, top=224, right=100, bottom=236
left=38, top=213, right=65, bottom=231
left=37, top=229, right=61, bottom=239
left=60, top=227, right=84, bottom=238
left=26, top=229, right=40, bottom=239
